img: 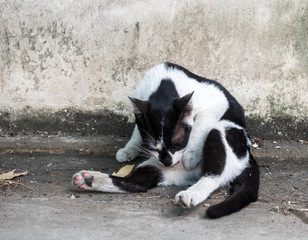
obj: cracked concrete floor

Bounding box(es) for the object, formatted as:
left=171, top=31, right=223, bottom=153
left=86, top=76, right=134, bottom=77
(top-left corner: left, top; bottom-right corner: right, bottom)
left=0, top=136, right=307, bottom=240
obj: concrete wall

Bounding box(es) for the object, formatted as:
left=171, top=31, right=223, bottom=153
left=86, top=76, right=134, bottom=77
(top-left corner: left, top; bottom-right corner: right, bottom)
left=0, top=0, right=307, bottom=138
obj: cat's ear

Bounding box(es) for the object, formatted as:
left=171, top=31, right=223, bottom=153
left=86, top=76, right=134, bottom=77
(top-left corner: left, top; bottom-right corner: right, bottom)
left=173, top=92, right=194, bottom=114
left=128, top=97, right=150, bottom=116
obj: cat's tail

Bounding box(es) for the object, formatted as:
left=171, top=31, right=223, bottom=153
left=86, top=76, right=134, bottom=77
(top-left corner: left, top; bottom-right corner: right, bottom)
left=206, top=152, right=260, bottom=219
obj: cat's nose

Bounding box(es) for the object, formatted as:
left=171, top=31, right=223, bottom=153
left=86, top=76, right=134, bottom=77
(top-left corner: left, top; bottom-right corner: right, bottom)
left=159, top=150, right=172, bottom=166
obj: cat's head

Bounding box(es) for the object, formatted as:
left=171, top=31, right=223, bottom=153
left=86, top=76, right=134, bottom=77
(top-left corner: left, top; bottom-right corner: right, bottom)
left=130, top=92, right=193, bottom=167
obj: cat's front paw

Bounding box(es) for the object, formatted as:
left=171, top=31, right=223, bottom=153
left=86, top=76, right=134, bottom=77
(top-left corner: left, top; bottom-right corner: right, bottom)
left=173, top=190, right=196, bottom=208
left=116, top=148, right=139, bottom=163
left=182, top=150, right=200, bottom=170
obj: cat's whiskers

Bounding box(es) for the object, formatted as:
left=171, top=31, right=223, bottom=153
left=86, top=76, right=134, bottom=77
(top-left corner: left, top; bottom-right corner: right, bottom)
left=140, top=129, right=156, bottom=144
left=132, top=144, right=158, bottom=160
left=132, top=145, right=151, bottom=157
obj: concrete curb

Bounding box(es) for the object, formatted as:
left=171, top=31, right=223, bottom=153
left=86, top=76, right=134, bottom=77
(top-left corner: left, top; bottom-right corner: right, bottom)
left=0, top=135, right=125, bottom=155
left=0, top=135, right=307, bottom=159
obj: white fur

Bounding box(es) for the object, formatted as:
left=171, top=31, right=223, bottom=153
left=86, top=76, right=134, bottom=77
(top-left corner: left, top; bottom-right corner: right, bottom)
left=116, top=126, right=142, bottom=162
left=170, top=150, right=184, bottom=166
left=175, top=176, right=220, bottom=207
left=73, top=170, right=125, bottom=193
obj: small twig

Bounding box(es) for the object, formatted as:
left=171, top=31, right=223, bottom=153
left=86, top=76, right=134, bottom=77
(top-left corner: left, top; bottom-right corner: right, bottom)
left=0, top=180, right=37, bottom=193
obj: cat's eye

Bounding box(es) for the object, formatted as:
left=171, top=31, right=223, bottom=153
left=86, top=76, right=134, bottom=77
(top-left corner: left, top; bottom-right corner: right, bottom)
left=169, top=143, right=183, bottom=153
left=148, top=147, right=159, bottom=152
left=141, top=142, right=157, bottom=152
left=144, top=144, right=159, bottom=152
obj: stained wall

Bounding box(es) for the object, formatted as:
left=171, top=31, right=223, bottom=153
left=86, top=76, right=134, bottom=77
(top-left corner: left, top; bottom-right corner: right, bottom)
left=0, top=0, right=307, bottom=138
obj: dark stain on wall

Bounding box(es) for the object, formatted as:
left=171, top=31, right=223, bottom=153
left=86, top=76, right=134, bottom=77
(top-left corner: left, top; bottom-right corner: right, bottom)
left=0, top=110, right=306, bottom=140
left=0, top=110, right=134, bottom=137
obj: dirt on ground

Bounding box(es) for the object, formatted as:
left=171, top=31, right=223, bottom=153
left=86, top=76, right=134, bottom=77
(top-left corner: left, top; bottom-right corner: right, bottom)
left=0, top=136, right=307, bottom=240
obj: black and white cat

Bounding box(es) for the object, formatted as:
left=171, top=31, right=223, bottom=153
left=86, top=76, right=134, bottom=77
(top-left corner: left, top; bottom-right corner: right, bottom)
left=72, top=62, right=259, bottom=219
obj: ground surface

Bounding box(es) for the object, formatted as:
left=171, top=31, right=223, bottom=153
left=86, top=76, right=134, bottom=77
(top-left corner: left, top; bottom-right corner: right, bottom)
left=0, top=135, right=307, bottom=240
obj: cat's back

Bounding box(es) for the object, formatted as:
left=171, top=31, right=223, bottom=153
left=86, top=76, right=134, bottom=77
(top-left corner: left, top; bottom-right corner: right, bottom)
left=134, top=63, right=212, bottom=96
left=134, top=63, right=227, bottom=110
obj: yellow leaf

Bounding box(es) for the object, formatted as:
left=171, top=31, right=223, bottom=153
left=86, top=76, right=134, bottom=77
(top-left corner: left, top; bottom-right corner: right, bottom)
left=112, top=165, right=135, bottom=178
left=0, top=169, right=28, bottom=180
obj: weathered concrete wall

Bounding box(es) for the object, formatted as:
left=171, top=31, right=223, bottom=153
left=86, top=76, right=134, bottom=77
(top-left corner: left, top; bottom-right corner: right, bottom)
left=0, top=0, right=307, bottom=138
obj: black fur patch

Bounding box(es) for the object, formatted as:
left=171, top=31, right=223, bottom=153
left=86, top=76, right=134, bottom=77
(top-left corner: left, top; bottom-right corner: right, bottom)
left=226, top=127, right=248, bottom=159
left=149, top=79, right=179, bottom=110
left=202, top=129, right=226, bottom=175
left=84, top=176, right=94, bottom=187
left=159, top=149, right=172, bottom=166
left=147, top=79, right=180, bottom=140
left=111, top=166, right=161, bottom=192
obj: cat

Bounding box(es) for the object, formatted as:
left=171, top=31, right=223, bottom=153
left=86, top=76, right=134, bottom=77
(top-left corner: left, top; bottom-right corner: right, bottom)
left=72, top=62, right=260, bottom=219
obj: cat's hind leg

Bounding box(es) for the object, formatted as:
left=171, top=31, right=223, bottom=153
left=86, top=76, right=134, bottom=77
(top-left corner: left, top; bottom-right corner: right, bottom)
left=205, top=123, right=259, bottom=218
left=116, top=125, right=142, bottom=162
left=72, top=164, right=161, bottom=193
left=73, top=170, right=125, bottom=192
left=206, top=153, right=259, bottom=219
left=173, top=120, right=259, bottom=218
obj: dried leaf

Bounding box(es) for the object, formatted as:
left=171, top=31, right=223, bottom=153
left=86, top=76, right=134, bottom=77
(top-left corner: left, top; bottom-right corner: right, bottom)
left=0, top=169, right=28, bottom=180
left=112, top=164, right=135, bottom=178
left=252, top=143, right=259, bottom=148
left=47, top=163, right=52, bottom=167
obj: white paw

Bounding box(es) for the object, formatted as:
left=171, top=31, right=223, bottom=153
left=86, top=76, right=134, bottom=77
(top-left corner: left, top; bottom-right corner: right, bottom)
left=72, top=170, right=109, bottom=191
left=116, top=148, right=139, bottom=162
left=72, top=170, right=124, bottom=193
left=182, top=150, right=200, bottom=170
left=72, top=170, right=96, bottom=190
left=173, top=190, right=197, bottom=208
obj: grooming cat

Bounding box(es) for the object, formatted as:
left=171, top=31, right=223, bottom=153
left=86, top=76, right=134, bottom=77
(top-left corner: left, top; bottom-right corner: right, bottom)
left=72, top=62, right=260, bottom=219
